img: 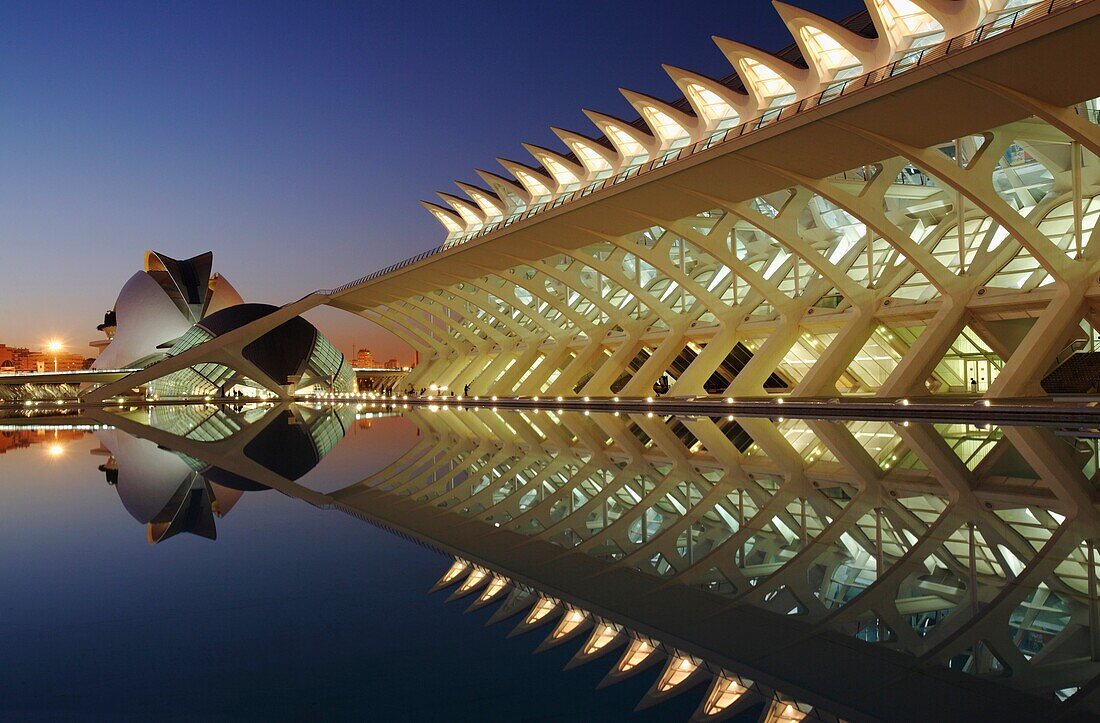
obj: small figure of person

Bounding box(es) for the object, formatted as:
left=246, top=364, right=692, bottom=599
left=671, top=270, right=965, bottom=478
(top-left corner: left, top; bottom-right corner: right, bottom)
left=970, top=378, right=979, bottom=394
left=464, top=383, right=470, bottom=396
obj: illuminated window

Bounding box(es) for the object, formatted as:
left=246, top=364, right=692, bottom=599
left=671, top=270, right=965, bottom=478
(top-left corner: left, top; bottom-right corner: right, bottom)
left=449, top=201, right=482, bottom=227
left=465, top=190, right=503, bottom=220
left=640, top=105, right=690, bottom=147
left=430, top=208, right=464, bottom=235
left=604, top=123, right=649, bottom=164
left=703, top=676, right=749, bottom=716
left=875, top=0, right=943, bottom=48
left=568, top=140, right=613, bottom=176
left=513, top=169, right=552, bottom=200
left=686, top=83, right=739, bottom=129
left=800, top=26, right=861, bottom=77
left=536, top=154, right=581, bottom=187
left=618, top=638, right=656, bottom=671
left=740, top=58, right=797, bottom=108
left=582, top=623, right=620, bottom=654
left=657, top=655, right=698, bottom=691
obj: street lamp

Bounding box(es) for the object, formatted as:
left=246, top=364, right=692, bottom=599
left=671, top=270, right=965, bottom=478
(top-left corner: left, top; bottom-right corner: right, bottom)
left=46, top=340, right=63, bottom=372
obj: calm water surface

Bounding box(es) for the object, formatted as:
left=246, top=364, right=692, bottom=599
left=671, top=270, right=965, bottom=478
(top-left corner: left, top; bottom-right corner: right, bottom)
left=2, top=402, right=1095, bottom=722
left=0, top=411, right=703, bottom=721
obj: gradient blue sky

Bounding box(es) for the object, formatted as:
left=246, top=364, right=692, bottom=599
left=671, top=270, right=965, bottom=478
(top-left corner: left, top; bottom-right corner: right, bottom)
left=1, top=0, right=860, bottom=361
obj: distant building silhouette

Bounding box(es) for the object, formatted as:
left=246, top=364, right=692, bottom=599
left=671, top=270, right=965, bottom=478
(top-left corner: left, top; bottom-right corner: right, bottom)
left=354, top=348, right=376, bottom=367
left=0, top=344, right=85, bottom=373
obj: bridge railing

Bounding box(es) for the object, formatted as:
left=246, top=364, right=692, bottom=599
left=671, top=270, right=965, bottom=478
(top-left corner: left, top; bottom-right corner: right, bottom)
left=0, top=368, right=141, bottom=380
left=320, top=0, right=1090, bottom=298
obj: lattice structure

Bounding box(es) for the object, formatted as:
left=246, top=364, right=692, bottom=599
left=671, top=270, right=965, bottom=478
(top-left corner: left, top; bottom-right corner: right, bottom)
left=323, top=0, right=1100, bottom=401
left=333, top=404, right=1100, bottom=714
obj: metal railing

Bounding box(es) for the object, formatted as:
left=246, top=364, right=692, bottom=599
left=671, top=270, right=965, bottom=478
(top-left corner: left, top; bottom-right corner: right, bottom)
left=323, top=0, right=1089, bottom=297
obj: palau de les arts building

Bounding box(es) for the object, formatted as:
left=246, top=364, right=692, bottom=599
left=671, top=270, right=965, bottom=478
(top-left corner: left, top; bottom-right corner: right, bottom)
left=91, top=250, right=355, bottom=398
left=87, top=0, right=1100, bottom=405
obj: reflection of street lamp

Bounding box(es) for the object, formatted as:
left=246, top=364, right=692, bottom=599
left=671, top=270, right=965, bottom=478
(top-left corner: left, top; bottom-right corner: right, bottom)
left=46, top=340, right=63, bottom=372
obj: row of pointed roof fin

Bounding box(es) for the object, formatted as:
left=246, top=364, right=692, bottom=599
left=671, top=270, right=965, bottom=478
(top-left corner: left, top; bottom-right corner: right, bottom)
left=433, top=558, right=824, bottom=720
left=423, top=0, right=1039, bottom=240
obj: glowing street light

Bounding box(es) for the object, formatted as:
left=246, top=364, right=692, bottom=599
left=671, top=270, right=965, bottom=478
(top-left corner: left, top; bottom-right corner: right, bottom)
left=46, top=340, right=63, bottom=372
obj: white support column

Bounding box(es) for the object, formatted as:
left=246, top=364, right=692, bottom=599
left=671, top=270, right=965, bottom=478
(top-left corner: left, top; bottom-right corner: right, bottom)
left=493, top=343, right=545, bottom=394
left=726, top=309, right=806, bottom=395
left=878, top=299, right=969, bottom=397
left=547, top=327, right=613, bottom=396
left=792, top=306, right=878, bottom=397
left=988, top=283, right=1090, bottom=397
left=516, top=340, right=576, bottom=395
left=581, top=324, right=648, bottom=397
left=620, top=321, right=690, bottom=397
left=670, top=321, right=739, bottom=396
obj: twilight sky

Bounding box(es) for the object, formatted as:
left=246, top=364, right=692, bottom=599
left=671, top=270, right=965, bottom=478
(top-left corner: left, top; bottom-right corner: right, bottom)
left=1, top=0, right=861, bottom=362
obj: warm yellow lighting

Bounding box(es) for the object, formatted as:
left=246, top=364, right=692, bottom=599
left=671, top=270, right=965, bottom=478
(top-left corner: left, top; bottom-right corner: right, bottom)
left=47, top=443, right=64, bottom=458
left=582, top=623, right=620, bottom=655
left=619, top=638, right=655, bottom=672
left=703, top=675, right=749, bottom=716
left=686, top=83, right=738, bottom=125
left=640, top=105, right=690, bottom=145
left=46, top=340, right=63, bottom=353
left=658, top=655, right=698, bottom=691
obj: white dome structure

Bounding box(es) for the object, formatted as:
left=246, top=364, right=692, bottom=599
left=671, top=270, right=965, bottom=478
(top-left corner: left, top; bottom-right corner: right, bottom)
left=92, top=251, right=243, bottom=369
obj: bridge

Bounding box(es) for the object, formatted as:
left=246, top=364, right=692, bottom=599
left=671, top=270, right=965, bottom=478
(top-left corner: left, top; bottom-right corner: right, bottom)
left=352, top=366, right=409, bottom=393
left=0, top=369, right=139, bottom=404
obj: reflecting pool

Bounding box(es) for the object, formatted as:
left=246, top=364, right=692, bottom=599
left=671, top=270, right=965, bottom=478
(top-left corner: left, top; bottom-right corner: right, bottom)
left=2, top=402, right=1098, bottom=721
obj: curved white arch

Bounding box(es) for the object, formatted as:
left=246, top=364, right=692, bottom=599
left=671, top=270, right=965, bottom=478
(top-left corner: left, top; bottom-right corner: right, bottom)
left=663, top=66, right=749, bottom=132
left=476, top=168, right=532, bottom=213
left=713, top=37, right=811, bottom=109
left=620, top=89, right=698, bottom=147
left=498, top=158, right=556, bottom=200
left=550, top=127, right=619, bottom=178
left=421, top=200, right=466, bottom=237
left=522, top=143, right=586, bottom=190
left=455, top=181, right=506, bottom=221
left=582, top=109, right=657, bottom=168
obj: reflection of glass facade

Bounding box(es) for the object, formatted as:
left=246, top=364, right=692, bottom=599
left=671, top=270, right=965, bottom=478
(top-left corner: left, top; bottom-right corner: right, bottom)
left=322, top=405, right=1100, bottom=716
left=77, top=396, right=1100, bottom=719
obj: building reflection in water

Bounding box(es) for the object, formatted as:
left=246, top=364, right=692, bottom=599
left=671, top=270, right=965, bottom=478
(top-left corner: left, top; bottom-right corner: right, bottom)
left=91, top=403, right=355, bottom=543
left=75, top=402, right=1100, bottom=720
